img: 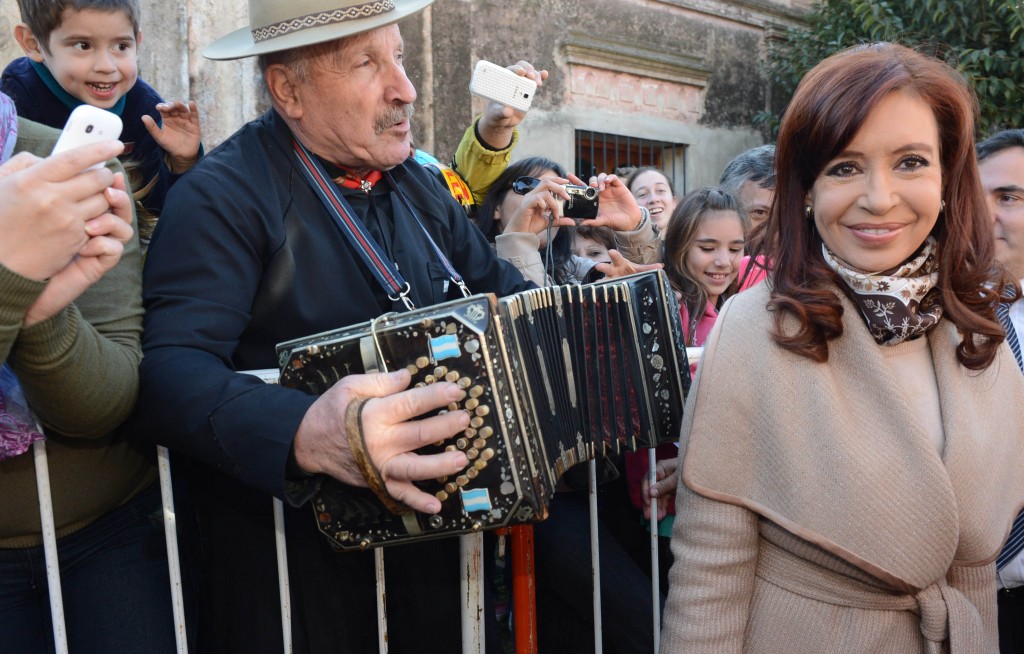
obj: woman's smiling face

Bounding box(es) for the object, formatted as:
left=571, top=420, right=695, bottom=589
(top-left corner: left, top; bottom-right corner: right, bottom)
left=630, top=169, right=676, bottom=231
left=807, top=90, right=943, bottom=272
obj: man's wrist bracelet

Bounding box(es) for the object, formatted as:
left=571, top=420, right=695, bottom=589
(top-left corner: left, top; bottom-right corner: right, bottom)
left=345, top=397, right=411, bottom=516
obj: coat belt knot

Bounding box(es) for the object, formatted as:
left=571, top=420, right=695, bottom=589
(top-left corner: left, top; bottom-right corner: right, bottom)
left=914, top=584, right=947, bottom=643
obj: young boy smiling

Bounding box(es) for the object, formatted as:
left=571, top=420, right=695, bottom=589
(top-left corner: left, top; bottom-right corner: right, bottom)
left=1, top=0, right=201, bottom=217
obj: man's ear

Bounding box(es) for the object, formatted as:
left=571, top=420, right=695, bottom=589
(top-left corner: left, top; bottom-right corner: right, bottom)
left=264, top=65, right=303, bottom=119
left=136, top=29, right=143, bottom=50
left=14, top=24, right=47, bottom=62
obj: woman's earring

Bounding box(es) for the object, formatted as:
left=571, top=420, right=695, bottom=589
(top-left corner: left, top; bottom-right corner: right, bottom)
left=804, top=205, right=813, bottom=218
left=939, top=200, right=946, bottom=213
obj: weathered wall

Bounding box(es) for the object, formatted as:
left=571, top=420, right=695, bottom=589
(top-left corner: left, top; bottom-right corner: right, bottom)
left=0, top=7, right=19, bottom=76
left=1, top=0, right=809, bottom=189
left=418, top=0, right=810, bottom=189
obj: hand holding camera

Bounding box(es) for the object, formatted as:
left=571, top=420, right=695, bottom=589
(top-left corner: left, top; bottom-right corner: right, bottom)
left=584, top=172, right=650, bottom=232
left=511, top=174, right=599, bottom=223
left=502, top=175, right=578, bottom=237
left=504, top=171, right=647, bottom=236
left=22, top=169, right=135, bottom=327
left=0, top=137, right=123, bottom=282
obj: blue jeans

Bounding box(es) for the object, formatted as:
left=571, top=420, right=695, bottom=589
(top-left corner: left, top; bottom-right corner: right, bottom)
left=0, top=484, right=177, bottom=654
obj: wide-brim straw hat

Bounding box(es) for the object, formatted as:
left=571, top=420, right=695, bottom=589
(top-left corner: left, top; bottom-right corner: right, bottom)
left=204, top=0, right=434, bottom=60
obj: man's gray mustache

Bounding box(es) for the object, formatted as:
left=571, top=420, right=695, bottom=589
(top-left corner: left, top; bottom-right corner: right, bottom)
left=375, top=104, right=415, bottom=134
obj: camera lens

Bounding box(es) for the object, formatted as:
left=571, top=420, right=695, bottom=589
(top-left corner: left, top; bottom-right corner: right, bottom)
left=85, top=125, right=94, bottom=133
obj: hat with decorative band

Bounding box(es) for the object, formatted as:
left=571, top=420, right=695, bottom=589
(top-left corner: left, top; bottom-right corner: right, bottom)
left=204, top=0, right=434, bottom=60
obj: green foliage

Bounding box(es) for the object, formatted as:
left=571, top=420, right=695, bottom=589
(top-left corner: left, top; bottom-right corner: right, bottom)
left=757, top=0, right=1024, bottom=138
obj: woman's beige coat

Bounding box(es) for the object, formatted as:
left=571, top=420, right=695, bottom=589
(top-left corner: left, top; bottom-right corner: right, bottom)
left=661, top=281, right=1024, bottom=653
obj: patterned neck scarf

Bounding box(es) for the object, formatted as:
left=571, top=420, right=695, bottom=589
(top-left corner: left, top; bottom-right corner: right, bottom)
left=0, top=92, right=44, bottom=461
left=823, top=236, right=943, bottom=345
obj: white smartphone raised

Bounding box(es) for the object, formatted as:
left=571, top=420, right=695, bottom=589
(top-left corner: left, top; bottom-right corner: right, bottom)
left=50, top=104, right=123, bottom=170
left=469, top=60, right=537, bottom=113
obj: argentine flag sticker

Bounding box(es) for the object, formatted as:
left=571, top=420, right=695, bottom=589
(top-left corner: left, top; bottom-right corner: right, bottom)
left=430, top=333, right=461, bottom=361
left=460, top=488, right=493, bottom=513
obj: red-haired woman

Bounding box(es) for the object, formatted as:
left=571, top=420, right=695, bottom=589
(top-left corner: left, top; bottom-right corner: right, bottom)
left=657, top=43, right=1024, bottom=652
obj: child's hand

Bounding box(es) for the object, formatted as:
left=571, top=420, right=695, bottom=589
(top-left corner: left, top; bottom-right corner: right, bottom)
left=593, top=249, right=663, bottom=280
left=142, top=100, right=201, bottom=174
left=642, top=455, right=679, bottom=521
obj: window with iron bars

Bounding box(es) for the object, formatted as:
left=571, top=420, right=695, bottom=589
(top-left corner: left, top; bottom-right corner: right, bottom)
left=574, top=129, right=687, bottom=193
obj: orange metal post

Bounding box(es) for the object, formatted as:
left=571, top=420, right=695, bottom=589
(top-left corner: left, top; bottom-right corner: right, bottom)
left=509, top=525, right=538, bottom=654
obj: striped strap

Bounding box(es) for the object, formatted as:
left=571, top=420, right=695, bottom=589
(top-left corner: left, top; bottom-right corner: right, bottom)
left=292, top=139, right=412, bottom=307
left=291, top=138, right=470, bottom=309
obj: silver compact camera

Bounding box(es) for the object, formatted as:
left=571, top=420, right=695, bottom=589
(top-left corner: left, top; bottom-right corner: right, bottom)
left=562, top=184, right=599, bottom=220
left=511, top=176, right=600, bottom=222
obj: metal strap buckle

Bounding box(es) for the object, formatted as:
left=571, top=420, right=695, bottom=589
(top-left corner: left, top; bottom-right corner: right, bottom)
left=387, top=283, right=415, bottom=311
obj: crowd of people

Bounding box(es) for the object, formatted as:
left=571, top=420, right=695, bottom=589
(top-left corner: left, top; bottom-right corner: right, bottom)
left=1, top=0, right=1023, bottom=653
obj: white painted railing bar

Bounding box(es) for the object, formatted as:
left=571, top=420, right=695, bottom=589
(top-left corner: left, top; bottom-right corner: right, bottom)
left=33, top=439, right=69, bottom=654
left=239, top=370, right=295, bottom=654
left=273, top=498, right=293, bottom=653
left=648, top=447, right=661, bottom=654
left=375, top=549, right=389, bottom=653
left=588, top=459, right=603, bottom=654
left=461, top=533, right=486, bottom=654
left=157, top=445, right=189, bottom=653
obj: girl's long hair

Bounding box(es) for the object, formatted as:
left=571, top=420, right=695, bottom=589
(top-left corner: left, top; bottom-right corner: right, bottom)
left=663, top=187, right=748, bottom=343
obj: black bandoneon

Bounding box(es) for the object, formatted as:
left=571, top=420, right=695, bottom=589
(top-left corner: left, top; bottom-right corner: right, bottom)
left=276, top=270, right=690, bottom=550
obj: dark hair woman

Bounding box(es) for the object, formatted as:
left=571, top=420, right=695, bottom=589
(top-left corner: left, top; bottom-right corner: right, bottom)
left=659, top=42, right=1024, bottom=653
left=478, top=156, right=662, bottom=286
left=476, top=156, right=592, bottom=284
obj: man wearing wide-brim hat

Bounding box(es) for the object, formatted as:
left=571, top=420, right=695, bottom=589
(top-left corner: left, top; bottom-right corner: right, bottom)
left=134, top=1, right=539, bottom=651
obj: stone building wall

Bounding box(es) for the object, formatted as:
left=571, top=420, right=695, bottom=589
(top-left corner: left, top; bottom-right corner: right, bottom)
left=416, top=0, right=811, bottom=190
left=0, top=0, right=809, bottom=191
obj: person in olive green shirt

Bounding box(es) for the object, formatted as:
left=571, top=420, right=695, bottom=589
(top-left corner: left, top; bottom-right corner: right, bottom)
left=0, top=103, right=175, bottom=651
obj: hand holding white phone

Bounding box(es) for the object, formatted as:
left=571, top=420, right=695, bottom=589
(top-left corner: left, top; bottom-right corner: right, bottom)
left=50, top=104, right=123, bottom=170
left=469, top=60, right=538, bottom=113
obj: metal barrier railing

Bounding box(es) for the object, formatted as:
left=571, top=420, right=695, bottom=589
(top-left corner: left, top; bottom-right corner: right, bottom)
left=38, top=348, right=705, bottom=653
left=37, top=444, right=655, bottom=654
